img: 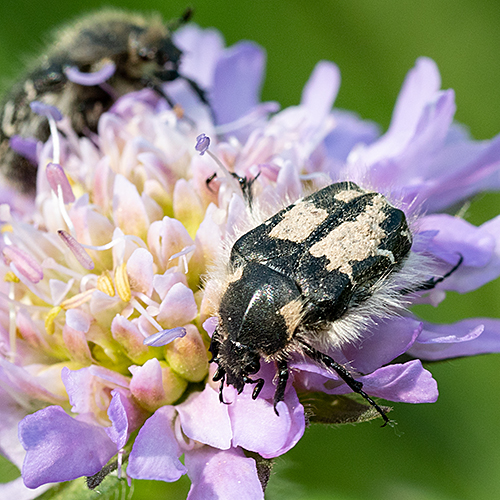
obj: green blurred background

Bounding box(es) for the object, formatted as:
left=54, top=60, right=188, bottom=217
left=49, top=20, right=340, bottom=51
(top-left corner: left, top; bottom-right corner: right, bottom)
left=1, top=1, right=500, bottom=499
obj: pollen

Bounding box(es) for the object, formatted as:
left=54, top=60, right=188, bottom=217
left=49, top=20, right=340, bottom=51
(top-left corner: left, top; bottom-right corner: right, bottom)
left=173, top=104, right=185, bottom=119
left=97, top=271, right=116, bottom=297
left=4, top=271, right=19, bottom=283
left=45, top=306, right=62, bottom=335
left=115, top=262, right=132, bottom=302
left=1, top=224, right=13, bottom=233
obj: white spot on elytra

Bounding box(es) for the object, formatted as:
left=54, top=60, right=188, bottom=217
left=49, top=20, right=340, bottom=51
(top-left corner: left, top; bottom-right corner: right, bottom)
left=279, top=299, right=304, bottom=339
left=269, top=201, right=329, bottom=243
left=334, top=189, right=366, bottom=203
left=309, top=195, right=388, bottom=278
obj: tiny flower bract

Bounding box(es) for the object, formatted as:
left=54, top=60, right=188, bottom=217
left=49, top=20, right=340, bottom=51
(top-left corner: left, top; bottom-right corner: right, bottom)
left=1, top=14, right=500, bottom=500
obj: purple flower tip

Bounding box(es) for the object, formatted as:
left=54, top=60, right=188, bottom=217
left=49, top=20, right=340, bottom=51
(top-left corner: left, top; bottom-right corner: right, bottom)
left=64, top=61, right=116, bottom=86
left=195, top=134, right=210, bottom=155
left=57, top=230, right=95, bottom=270
left=144, top=327, right=187, bottom=347
left=29, top=101, right=63, bottom=121
left=2, top=245, right=44, bottom=283
left=202, top=317, right=219, bottom=338
left=9, top=135, right=39, bottom=164
left=46, top=163, right=76, bottom=203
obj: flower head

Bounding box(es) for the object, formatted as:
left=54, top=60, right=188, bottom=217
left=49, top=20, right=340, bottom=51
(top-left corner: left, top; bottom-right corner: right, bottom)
left=1, top=23, right=500, bottom=500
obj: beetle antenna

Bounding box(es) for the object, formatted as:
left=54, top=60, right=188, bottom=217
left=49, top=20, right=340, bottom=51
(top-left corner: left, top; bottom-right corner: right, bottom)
left=168, top=7, right=194, bottom=31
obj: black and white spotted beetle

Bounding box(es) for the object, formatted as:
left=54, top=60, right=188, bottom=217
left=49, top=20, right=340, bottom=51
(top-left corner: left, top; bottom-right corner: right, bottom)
left=208, top=180, right=461, bottom=424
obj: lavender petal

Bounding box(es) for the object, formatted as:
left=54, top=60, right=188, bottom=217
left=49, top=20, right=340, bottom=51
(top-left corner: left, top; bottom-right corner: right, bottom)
left=127, top=406, right=186, bottom=481
left=300, top=61, right=340, bottom=122
left=295, top=359, right=438, bottom=404
left=417, top=213, right=500, bottom=293
left=0, top=477, right=51, bottom=500
left=409, top=318, right=500, bottom=360
left=105, top=390, right=129, bottom=449
left=176, top=384, right=232, bottom=450
left=229, top=384, right=305, bottom=459
left=212, top=41, right=265, bottom=125
left=185, top=446, right=264, bottom=500
left=2, top=246, right=43, bottom=283
left=338, top=317, right=423, bottom=374
left=19, top=406, right=116, bottom=488
left=9, top=136, right=39, bottom=164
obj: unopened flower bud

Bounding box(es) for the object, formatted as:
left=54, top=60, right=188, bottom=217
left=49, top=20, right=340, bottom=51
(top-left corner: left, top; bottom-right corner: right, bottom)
left=111, top=315, right=151, bottom=364
left=130, top=358, right=188, bottom=412
left=165, top=324, right=209, bottom=382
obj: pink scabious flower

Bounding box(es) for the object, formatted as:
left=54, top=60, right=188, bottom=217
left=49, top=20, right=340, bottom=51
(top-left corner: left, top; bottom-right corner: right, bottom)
left=1, top=23, right=500, bottom=499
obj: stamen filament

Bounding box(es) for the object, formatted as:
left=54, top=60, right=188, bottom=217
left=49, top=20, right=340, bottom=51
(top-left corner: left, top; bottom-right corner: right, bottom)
left=130, top=298, right=163, bottom=333
left=48, top=116, right=61, bottom=165
left=8, top=282, right=16, bottom=357
left=80, top=234, right=147, bottom=252
left=169, top=245, right=196, bottom=274
left=214, top=102, right=279, bottom=135
left=56, top=185, right=75, bottom=234
left=132, top=291, right=160, bottom=308
left=7, top=267, right=52, bottom=303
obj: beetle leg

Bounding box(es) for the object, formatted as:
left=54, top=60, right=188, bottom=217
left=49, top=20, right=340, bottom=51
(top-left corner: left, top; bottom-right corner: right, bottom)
left=252, top=378, right=265, bottom=400
left=243, top=376, right=265, bottom=400
left=301, top=342, right=389, bottom=426
left=403, top=254, right=463, bottom=295
left=272, top=359, right=289, bottom=416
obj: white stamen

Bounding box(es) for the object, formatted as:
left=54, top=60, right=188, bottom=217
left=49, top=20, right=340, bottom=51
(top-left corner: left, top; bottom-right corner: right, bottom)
left=132, top=291, right=160, bottom=309
left=0, top=291, right=54, bottom=313
left=130, top=298, right=163, bottom=333
left=214, top=102, right=279, bottom=135
left=80, top=234, right=147, bottom=252
left=8, top=281, right=16, bottom=359
left=168, top=245, right=196, bottom=261
left=206, top=151, right=242, bottom=194
left=299, top=172, right=331, bottom=183
left=117, top=449, right=123, bottom=480
left=6, top=267, right=53, bottom=304
left=174, top=414, right=197, bottom=451
left=168, top=245, right=196, bottom=274
left=56, top=184, right=75, bottom=234
left=80, top=274, right=98, bottom=290
left=43, top=257, right=87, bottom=280
left=48, top=116, right=61, bottom=165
